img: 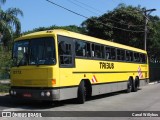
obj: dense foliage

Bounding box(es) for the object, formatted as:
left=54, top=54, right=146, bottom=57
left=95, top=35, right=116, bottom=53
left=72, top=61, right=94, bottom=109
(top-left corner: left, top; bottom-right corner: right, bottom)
left=0, top=0, right=22, bottom=79
left=0, top=0, right=23, bottom=50
left=82, top=4, right=160, bottom=61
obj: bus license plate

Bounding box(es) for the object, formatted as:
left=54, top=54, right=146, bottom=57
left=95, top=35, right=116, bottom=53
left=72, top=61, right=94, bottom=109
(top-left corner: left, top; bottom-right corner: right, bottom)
left=23, top=93, right=32, bottom=97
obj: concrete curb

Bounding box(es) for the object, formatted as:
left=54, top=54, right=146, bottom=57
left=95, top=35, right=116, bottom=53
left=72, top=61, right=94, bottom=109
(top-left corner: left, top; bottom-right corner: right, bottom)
left=149, top=81, right=160, bottom=85
left=0, top=93, right=9, bottom=96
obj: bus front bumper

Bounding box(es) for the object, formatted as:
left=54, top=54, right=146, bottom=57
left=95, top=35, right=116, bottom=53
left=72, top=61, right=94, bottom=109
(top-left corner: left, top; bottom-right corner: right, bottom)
left=9, top=87, right=60, bottom=101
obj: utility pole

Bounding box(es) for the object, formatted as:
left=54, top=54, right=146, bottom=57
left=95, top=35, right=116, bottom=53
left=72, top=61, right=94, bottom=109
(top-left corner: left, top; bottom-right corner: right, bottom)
left=143, top=8, right=156, bottom=51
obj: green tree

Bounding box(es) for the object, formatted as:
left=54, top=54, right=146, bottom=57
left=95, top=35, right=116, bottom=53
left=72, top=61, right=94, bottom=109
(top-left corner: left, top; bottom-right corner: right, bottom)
left=82, top=4, right=160, bottom=60
left=147, top=16, right=160, bottom=62
left=0, top=0, right=23, bottom=50
left=0, top=0, right=23, bottom=79
left=82, top=4, right=145, bottom=49
left=81, top=16, right=113, bottom=40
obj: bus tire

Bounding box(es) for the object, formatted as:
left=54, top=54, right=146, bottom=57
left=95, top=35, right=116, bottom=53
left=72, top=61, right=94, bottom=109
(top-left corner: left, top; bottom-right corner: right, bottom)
left=133, top=77, right=139, bottom=92
left=136, top=76, right=140, bottom=88
left=77, top=81, right=86, bottom=104
left=126, top=78, right=132, bottom=93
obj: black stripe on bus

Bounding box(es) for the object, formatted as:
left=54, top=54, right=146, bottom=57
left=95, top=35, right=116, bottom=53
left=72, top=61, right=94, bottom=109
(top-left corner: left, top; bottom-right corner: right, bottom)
left=73, top=71, right=147, bottom=74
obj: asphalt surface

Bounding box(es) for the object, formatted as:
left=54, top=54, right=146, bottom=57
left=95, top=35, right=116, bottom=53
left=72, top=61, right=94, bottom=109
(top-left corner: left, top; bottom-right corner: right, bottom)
left=0, top=83, right=160, bottom=120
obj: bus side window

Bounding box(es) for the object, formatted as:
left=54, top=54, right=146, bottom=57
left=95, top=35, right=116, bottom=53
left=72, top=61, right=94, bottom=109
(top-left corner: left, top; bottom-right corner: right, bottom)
left=92, top=44, right=95, bottom=57
left=141, top=54, right=147, bottom=63
left=59, top=41, right=72, bottom=65
left=117, top=49, right=121, bottom=60
left=86, top=43, right=91, bottom=57
left=100, top=45, right=104, bottom=58
left=105, top=46, right=111, bottom=60
left=75, top=40, right=91, bottom=57
left=58, top=35, right=74, bottom=67
left=130, top=52, right=133, bottom=62
left=139, top=54, right=143, bottom=63
left=94, top=44, right=104, bottom=59
left=134, top=53, right=140, bottom=62
left=126, top=51, right=130, bottom=61
left=117, top=49, right=125, bottom=61
left=75, top=40, right=86, bottom=57
left=121, top=49, right=125, bottom=61
left=95, top=44, right=100, bottom=58
left=111, top=48, right=116, bottom=60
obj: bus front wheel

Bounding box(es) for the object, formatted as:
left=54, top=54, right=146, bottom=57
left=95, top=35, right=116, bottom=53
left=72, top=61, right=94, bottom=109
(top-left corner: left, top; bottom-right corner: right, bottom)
left=77, top=81, right=86, bottom=104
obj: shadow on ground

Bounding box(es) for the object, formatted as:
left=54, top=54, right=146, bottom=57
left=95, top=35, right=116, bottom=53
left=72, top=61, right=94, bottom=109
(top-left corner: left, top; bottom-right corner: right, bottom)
left=0, top=89, right=142, bottom=110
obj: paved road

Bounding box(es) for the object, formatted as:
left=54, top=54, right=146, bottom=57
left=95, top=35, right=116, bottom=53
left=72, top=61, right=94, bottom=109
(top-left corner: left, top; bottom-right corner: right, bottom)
left=0, top=83, right=160, bottom=120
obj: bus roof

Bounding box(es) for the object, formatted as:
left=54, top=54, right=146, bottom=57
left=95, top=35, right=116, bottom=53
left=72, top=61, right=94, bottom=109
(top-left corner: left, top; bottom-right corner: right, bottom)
left=16, top=29, right=147, bottom=54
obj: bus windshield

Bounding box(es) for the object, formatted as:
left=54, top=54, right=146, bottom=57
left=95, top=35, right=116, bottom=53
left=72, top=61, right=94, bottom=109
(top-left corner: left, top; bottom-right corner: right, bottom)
left=13, top=37, right=56, bottom=66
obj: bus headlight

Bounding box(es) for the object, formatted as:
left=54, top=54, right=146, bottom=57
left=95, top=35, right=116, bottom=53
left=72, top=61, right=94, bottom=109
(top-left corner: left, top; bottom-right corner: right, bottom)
left=46, top=91, right=51, bottom=97
left=41, top=92, right=45, bottom=97
left=10, top=90, right=14, bottom=95
left=13, top=91, right=17, bottom=95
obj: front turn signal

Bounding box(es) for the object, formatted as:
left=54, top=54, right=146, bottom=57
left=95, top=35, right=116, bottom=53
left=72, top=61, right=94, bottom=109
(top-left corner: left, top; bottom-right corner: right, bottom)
left=52, top=79, right=56, bottom=85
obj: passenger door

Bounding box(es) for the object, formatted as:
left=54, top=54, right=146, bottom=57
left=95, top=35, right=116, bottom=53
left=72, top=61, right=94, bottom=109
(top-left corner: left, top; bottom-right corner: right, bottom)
left=58, top=35, right=76, bottom=100
left=58, top=35, right=75, bottom=68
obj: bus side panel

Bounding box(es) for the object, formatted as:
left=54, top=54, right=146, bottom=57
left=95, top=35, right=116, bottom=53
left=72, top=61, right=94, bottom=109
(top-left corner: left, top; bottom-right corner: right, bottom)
left=59, top=87, right=78, bottom=100
left=91, top=82, right=127, bottom=96
left=59, top=68, right=78, bottom=100
left=74, top=59, right=149, bottom=96
left=139, top=63, right=149, bottom=87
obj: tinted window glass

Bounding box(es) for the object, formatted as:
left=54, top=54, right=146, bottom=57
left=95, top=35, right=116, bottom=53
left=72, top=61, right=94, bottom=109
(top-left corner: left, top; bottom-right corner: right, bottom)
left=134, top=53, right=140, bottom=62
left=105, top=46, right=111, bottom=60
left=140, top=54, right=147, bottom=63
left=58, top=36, right=74, bottom=67
left=59, top=41, right=72, bottom=65
left=13, top=41, right=29, bottom=66
left=92, top=44, right=104, bottom=58
left=13, top=37, right=56, bottom=66
left=30, top=38, right=55, bottom=65
left=117, top=49, right=125, bottom=61
left=75, top=40, right=91, bottom=57
left=126, top=51, right=133, bottom=62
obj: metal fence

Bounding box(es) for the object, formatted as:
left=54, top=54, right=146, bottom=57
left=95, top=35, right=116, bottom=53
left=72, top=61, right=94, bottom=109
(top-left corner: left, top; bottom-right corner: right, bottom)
left=149, top=62, right=160, bottom=82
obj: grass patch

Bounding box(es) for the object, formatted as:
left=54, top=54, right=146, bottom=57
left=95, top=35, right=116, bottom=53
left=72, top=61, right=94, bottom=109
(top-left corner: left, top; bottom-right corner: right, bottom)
left=0, top=83, right=10, bottom=93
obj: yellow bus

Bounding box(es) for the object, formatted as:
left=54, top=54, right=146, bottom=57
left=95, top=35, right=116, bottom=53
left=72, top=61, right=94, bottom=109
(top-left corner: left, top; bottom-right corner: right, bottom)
left=10, top=29, right=149, bottom=103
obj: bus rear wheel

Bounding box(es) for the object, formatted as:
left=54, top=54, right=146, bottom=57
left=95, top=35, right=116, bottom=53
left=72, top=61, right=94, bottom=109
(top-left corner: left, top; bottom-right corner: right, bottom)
left=126, top=78, right=132, bottom=93
left=132, top=77, right=139, bottom=92
left=77, top=81, right=86, bottom=104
